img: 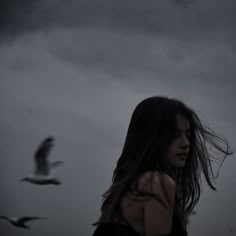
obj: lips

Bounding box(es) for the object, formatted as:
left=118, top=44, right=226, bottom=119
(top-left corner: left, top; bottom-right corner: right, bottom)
left=176, top=153, right=188, bottom=159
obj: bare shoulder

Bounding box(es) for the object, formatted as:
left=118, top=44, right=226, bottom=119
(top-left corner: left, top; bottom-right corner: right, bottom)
left=138, top=171, right=176, bottom=194
left=153, top=172, right=176, bottom=190
left=141, top=171, right=176, bottom=236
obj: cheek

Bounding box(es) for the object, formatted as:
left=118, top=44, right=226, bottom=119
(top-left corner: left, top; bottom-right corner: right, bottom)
left=168, top=142, right=177, bottom=153
left=166, top=146, right=175, bottom=159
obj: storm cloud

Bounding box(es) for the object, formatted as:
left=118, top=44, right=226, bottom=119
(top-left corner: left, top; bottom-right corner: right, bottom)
left=0, top=1, right=235, bottom=236
left=1, top=0, right=236, bottom=42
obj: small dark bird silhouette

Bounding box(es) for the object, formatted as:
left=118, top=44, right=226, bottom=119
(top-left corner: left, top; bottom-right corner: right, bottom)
left=21, top=136, right=63, bottom=185
left=0, top=216, right=46, bottom=229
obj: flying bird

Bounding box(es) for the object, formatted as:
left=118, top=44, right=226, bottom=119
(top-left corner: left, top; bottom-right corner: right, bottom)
left=0, top=216, right=46, bottom=229
left=21, top=136, right=63, bottom=185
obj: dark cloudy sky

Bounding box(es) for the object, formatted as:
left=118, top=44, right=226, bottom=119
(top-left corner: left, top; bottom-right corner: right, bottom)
left=0, top=0, right=236, bottom=235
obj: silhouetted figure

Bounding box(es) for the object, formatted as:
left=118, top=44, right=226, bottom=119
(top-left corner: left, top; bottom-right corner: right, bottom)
left=92, top=96, right=232, bottom=236
left=21, top=136, right=63, bottom=185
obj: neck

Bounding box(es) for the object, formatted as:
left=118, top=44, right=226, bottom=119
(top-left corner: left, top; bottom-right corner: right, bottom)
left=164, top=166, right=182, bottom=182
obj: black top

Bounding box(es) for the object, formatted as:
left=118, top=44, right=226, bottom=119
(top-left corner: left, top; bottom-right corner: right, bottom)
left=92, top=214, right=188, bottom=236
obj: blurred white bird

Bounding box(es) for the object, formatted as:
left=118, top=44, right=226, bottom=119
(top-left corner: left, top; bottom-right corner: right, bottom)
left=0, top=216, right=46, bottom=229
left=21, top=136, right=63, bottom=185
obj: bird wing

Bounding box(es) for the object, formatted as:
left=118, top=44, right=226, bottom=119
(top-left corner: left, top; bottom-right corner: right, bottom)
left=0, top=216, right=8, bottom=221
left=34, top=136, right=55, bottom=176
left=18, top=217, right=46, bottom=224
left=50, top=161, right=64, bottom=168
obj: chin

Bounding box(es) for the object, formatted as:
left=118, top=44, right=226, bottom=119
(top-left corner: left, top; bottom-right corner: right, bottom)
left=173, top=161, right=186, bottom=168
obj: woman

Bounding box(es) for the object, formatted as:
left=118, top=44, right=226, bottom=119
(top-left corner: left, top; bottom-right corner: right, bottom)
left=92, top=96, right=232, bottom=236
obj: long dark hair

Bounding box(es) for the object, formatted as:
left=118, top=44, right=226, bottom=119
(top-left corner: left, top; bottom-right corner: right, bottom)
left=93, top=96, right=232, bottom=227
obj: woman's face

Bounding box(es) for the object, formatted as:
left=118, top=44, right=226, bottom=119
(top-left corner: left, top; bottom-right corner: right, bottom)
left=165, top=114, right=191, bottom=168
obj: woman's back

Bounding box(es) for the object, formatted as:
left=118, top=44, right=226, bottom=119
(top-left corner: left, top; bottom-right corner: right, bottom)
left=92, top=213, right=187, bottom=236
left=93, top=171, right=188, bottom=236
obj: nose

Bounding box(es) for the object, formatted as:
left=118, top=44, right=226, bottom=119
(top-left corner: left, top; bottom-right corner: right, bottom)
left=179, top=134, right=190, bottom=150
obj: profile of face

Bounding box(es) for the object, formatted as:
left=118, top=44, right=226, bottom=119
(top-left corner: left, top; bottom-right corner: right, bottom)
left=165, top=113, right=191, bottom=168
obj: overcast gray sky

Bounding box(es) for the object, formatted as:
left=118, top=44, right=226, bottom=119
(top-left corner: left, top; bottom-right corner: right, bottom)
left=0, top=0, right=236, bottom=235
